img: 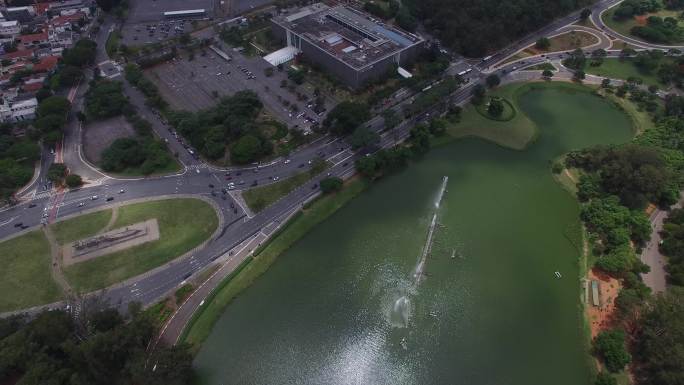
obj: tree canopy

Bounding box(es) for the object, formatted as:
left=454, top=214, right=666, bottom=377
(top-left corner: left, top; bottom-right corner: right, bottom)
left=85, top=80, right=129, bottom=119
left=0, top=306, right=194, bottom=385
left=61, top=39, right=97, bottom=68
left=322, top=102, right=371, bottom=136
left=169, top=91, right=268, bottom=161
left=405, top=0, right=593, bottom=56
left=632, top=288, right=684, bottom=385
left=593, top=329, right=632, bottom=373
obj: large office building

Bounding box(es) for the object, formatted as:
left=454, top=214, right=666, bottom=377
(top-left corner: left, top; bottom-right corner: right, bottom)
left=270, top=3, right=425, bottom=89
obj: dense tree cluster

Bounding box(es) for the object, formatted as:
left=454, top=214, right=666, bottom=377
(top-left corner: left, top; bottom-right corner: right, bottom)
left=612, top=0, right=661, bottom=20
left=593, top=329, right=632, bottom=372
left=0, top=306, right=194, bottom=385
left=35, top=95, right=71, bottom=144
left=61, top=39, right=97, bottom=68
left=47, top=163, right=67, bottom=183
left=85, top=80, right=129, bottom=119
left=0, top=124, right=40, bottom=202
left=660, top=208, right=684, bottom=285
left=355, top=124, right=431, bottom=179
left=322, top=102, right=371, bottom=136
left=632, top=16, right=684, bottom=44
left=101, top=137, right=174, bottom=175
left=169, top=91, right=272, bottom=163
left=320, top=177, right=343, bottom=194
left=567, top=144, right=678, bottom=209
left=631, top=288, right=684, bottom=385
left=404, top=0, right=593, bottom=56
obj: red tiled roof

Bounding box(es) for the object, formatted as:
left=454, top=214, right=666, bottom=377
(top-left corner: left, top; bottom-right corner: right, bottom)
left=32, top=55, right=59, bottom=72
left=50, top=11, right=85, bottom=27
left=1, top=49, right=35, bottom=60
left=18, top=32, right=49, bottom=45
left=35, top=2, right=52, bottom=16
left=22, top=81, right=44, bottom=92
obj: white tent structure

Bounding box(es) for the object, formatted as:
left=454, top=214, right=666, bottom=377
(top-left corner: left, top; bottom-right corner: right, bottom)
left=264, top=46, right=299, bottom=66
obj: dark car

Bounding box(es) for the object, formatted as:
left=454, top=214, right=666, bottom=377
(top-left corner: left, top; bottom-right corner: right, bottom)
left=208, top=184, right=214, bottom=188
left=28, top=203, right=36, bottom=208
left=312, top=183, right=318, bottom=189
left=14, top=222, right=22, bottom=227
left=106, top=197, right=114, bottom=202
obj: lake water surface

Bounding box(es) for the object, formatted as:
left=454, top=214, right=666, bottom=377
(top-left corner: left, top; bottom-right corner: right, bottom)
left=194, top=86, right=633, bottom=385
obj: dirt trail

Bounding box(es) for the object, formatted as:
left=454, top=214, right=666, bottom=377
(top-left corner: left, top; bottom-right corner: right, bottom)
left=102, top=207, right=119, bottom=233
left=42, top=226, right=74, bottom=298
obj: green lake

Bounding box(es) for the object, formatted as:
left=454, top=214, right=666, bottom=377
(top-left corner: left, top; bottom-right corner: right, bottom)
left=193, top=85, right=634, bottom=385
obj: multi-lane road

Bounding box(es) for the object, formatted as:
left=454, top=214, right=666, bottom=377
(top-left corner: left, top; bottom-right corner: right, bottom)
left=1, top=0, right=681, bottom=319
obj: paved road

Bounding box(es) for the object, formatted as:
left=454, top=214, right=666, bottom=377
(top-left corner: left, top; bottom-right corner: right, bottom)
left=640, top=194, right=684, bottom=293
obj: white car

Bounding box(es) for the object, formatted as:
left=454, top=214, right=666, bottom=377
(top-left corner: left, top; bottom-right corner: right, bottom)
left=284, top=159, right=291, bottom=164
left=91, top=195, right=98, bottom=200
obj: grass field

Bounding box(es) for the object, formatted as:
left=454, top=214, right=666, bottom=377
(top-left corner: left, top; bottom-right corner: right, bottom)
left=0, top=231, right=62, bottom=312
left=445, top=82, right=543, bottom=150
left=544, top=30, right=599, bottom=52
left=51, top=209, right=112, bottom=244
left=180, top=178, right=368, bottom=349
left=63, top=198, right=219, bottom=292
left=584, top=58, right=668, bottom=87
left=475, top=97, right=517, bottom=121
left=600, top=89, right=659, bottom=135
left=527, top=62, right=557, bottom=71
left=243, top=160, right=328, bottom=212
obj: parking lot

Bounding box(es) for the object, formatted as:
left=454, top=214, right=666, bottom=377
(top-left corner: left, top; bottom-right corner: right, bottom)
left=145, top=44, right=333, bottom=131
left=120, top=18, right=192, bottom=46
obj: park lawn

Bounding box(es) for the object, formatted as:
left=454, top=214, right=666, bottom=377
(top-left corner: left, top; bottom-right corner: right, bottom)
left=445, top=82, right=542, bottom=150
left=545, top=30, right=599, bottom=52
left=584, top=58, right=667, bottom=87
left=600, top=89, right=659, bottom=135
left=0, top=231, right=62, bottom=312
left=180, top=177, right=368, bottom=349
left=51, top=209, right=112, bottom=244
left=527, top=62, right=557, bottom=71
left=63, top=198, right=219, bottom=292
left=243, top=161, right=329, bottom=213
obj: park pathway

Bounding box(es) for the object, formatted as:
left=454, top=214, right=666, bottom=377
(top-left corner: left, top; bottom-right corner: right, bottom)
left=42, top=226, right=74, bottom=299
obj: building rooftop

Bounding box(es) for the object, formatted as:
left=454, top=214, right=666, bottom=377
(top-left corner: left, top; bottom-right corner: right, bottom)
left=272, top=3, right=423, bottom=70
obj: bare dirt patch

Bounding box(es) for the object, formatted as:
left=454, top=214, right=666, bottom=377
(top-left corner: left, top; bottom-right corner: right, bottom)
left=83, top=116, right=136, bottom=164
left=585, top=268, right=622, bottom=338
left=634, top=15, right=648, bottom=26
left=62, top=219, right=159, bottom=266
